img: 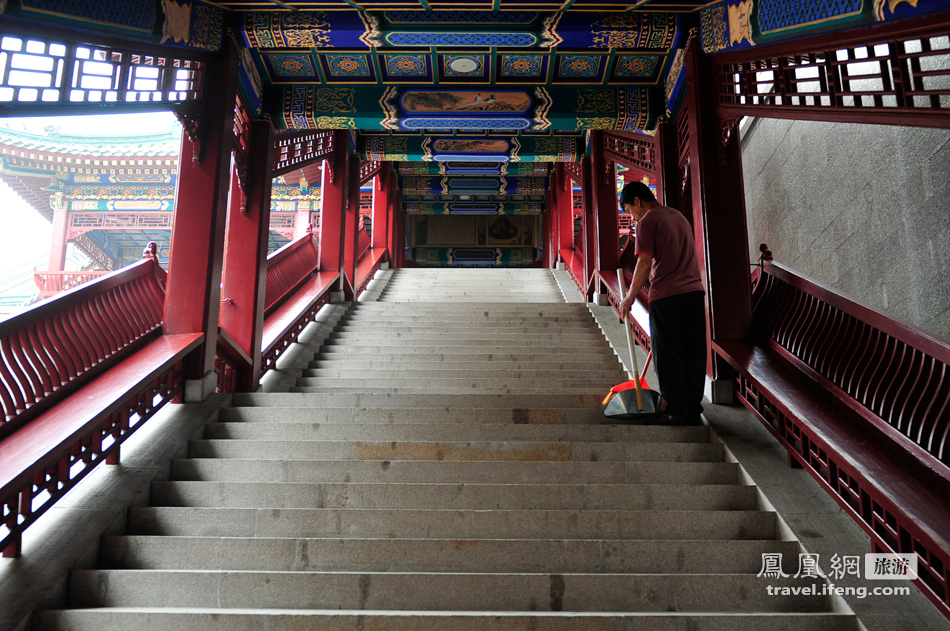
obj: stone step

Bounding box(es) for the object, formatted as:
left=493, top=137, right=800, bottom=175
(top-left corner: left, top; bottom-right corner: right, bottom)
left=320, top=338, right=610, bottom=348
left=337, top=317, right=598, bottom=326
left=149, top=481, right=755, bottom=510
left=329, top=328, right=608, bottom=338
left=216, top=406, right=606, bottom=425
left=351, top=304, right=586, bottom=312
left=69, top=569, right=822, bottom=612
left=33, top=609, right=860, bottom=631
left=307, top=359, right=623, bottom=371
left=126, top=507, right=777, bottom=540
left=289, top=386, right=613, bottom=395
left=302, top=368, right=626, bottom=380
left=229, top=392, right=606, bottom=409
left=202, top=423, right=707, bottom=443
left=171, top=459, right=735, bottom=485
left=186, top=439, right=724, bottom=462
left=340, top=315, right=597, bottom=324
left=292, top=377, right=622, bottom=390
left=315, top=348, right=618, bottom=360
left=92, top=538, right=798, bottom=576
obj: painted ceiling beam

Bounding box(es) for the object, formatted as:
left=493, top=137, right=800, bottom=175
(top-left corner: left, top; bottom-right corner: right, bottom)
left=279, top=85, right=659, bottom=132
left=401, top=175, right=548, bottom=195
left=358, top=133, right=584, bottom=162
left=398, top=162, right=550, bottom=175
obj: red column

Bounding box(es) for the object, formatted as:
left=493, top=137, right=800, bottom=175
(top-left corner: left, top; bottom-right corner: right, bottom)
left=371, top=162, right=391, bottom=253
left=541, top=186, right=554, bottom=268
left=386, top=167, right=398, bottom=265
left=318, top=131, right=348, bottom=279
left=579, top=158, right=598, bottom=300
left=657, top=121, right=682, bottom=211
left=684, top=39, right=753, bottom=381
left=163, top=40, right=239, bottom=393
left=556, top=165, right=574, bottom=259
left=392, top=187, right=406, bottom=269
left=219, top=120, right=274, bottom=391
left=341, top=155, right=360, bottom=299
left=47, top=202, right=68, bottom=272
left=589, top=130, right=620, bottom=278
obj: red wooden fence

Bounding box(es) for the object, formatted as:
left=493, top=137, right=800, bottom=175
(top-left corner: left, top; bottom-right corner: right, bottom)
left=0, top=259, right=166, bottom=438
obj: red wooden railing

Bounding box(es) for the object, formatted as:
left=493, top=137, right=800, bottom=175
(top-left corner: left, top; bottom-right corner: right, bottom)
left=715, top=249, right=950, bottom=617
left=33, top=269, right=110, bottom=299
left=750, top=258, right=950, bottom=471
left=0, top=259, right=166, bottom=437
left=0, top=256, right=198, bottom=557
left=263, top=230, right=320, bottom=315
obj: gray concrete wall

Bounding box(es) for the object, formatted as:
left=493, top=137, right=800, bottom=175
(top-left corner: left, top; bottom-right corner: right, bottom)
left=741, top=118, right=950, bottom=340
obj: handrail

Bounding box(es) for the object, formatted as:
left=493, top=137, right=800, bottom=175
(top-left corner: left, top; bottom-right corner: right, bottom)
left=0, top=258, right=166, bottom=439
left=33, top=270, right=110, bottom=297
left=755, top=256, right=950, bottom=476
left=214, top=327, right=253, bottom=394
left=358, top=224, right=371, bottom=261
left=264, top=229, right=319, bottom=315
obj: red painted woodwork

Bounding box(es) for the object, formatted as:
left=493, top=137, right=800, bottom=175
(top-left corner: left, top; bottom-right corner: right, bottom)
left=318, top=132, right=349, bottom=275
left=219, top=120, right=275, bottom=392
left=0, top=258, right=167, bottom=439
left=591, top=268, right=651, bottom=353
left=357, top=223, right=371, bottom=261
left=355, top=248, right=388, bottom=298
left=342, top=154, right=361, bottom=299
left=0, top=18, right=206, bottom=118
left=163, top=41, right=240, bottom=383
left=359, top=160, right=382, bottom=185
left=562, top=162, right=583, bottom=185
left=657, top=121, right=682, bottom=210
left=714, top=253, right=950, bottom=618
left=273, top=130, right=335, bottom=178
left=0, top=331, right=200, bottom=557
left=214, top=327, right=252, bottom=395
left=684, top=39, right=753, bottom=379
left=588, top=131, right=621, bottom=283
left=391, top=184, right=405, bottom=269
left=603, top=131, right=657, bottom=175
left=715, top=13, right=950, bottom=129
left=33, top=270, right=110, bottom=299
left=371, top=164, right=391, bottom=252
left=556, top=165, right=574, bottom=262
left=261, top=271, right=338, bottom=376
left=263, top=231, right=320, bottom=314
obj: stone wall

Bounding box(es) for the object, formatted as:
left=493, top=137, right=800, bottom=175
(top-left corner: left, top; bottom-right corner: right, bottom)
left=741, top=118, right=950, bottom=341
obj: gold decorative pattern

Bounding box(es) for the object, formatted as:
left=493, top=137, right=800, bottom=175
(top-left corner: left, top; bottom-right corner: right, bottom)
left=534, top=138, right=558, bottom=155
left=591, top=14, right=642, bottom=28
left=386, top=137, right=408, bottom=154
left=577, top=89, right=615, bottom=114
left=313, top=87, right=356, bottom=113
left=315, top=116, right=355, bottom=129
left=703, top=6, right=729, bottom=53
left=282, top=12, right=332, bottom=48
left=576, top=117, right=616, bottom=130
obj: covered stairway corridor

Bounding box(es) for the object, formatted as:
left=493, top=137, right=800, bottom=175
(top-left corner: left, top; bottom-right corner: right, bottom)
left=0, top=2, right=949, bottom=630
left=14, top=268, right=937, bottom=630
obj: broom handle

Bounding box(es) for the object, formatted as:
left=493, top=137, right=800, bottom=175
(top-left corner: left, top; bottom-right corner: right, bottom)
left=617, top=269, right=644, bottom=412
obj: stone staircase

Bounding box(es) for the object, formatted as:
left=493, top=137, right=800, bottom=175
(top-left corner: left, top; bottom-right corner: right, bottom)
left=36, top=268, right=857, bottom=630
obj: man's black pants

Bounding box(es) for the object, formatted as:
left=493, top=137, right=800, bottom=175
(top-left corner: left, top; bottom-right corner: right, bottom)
left=648, top=290, right=707, bottom=422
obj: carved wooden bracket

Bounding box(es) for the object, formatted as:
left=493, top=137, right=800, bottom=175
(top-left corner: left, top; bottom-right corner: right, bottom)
left=175, top=112, right=203, bottom=163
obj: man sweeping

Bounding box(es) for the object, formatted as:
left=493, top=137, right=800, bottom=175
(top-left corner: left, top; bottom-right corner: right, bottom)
left=618, top=182, right=707, bottom=426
